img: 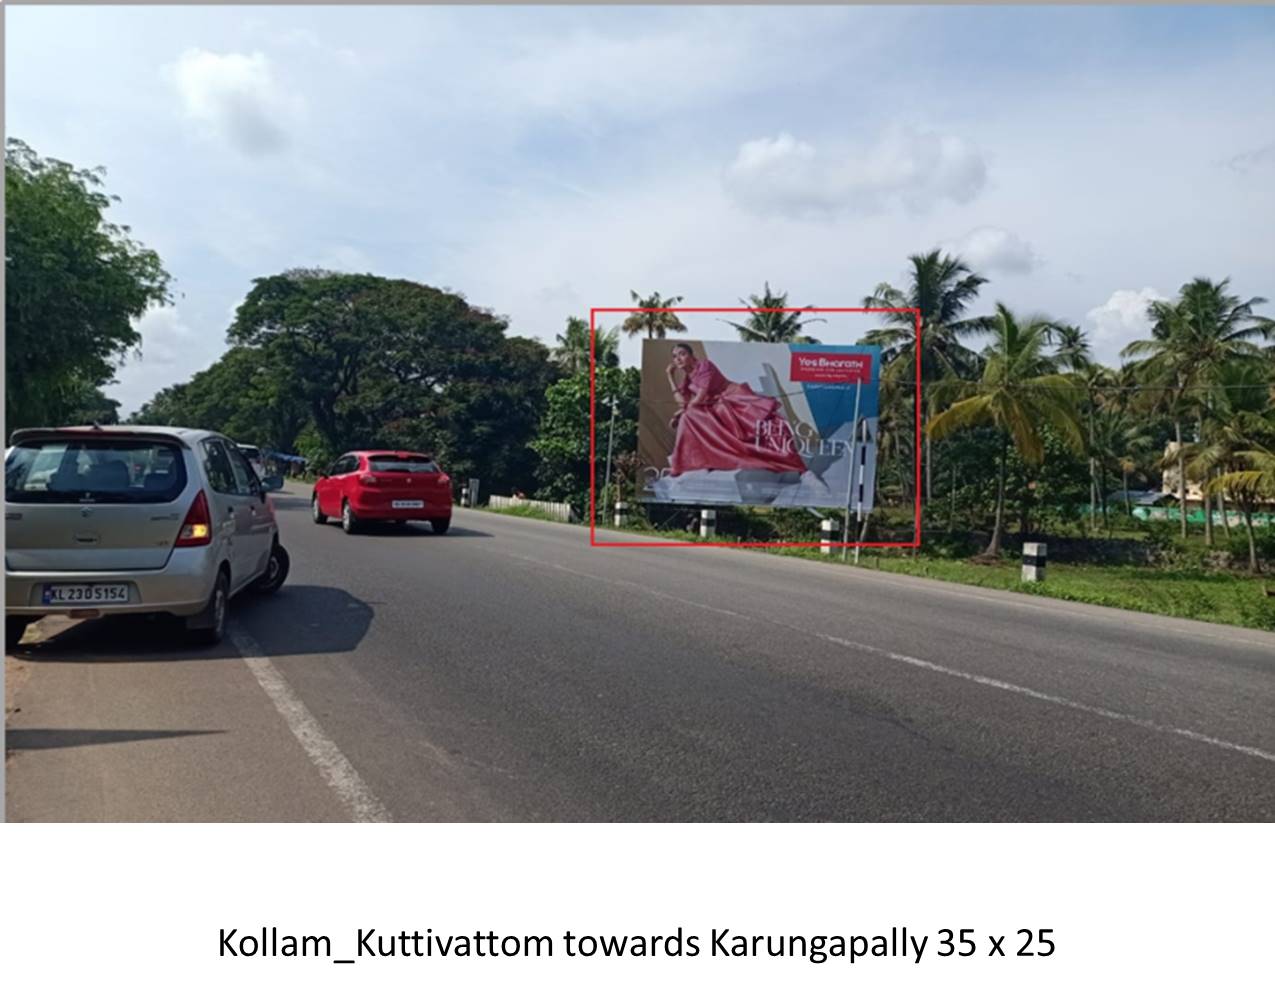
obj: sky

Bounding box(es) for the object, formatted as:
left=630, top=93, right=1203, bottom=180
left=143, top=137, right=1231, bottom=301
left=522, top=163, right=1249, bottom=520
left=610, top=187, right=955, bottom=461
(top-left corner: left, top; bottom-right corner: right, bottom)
left=7, top=5, right=1275, bottom=416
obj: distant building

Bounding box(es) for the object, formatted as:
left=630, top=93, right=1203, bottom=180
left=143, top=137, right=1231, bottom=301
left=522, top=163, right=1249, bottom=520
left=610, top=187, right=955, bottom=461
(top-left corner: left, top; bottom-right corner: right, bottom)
left=1108, top=489, right=1175, bottom=508
left=1161, top=441, right=1205, bottom=506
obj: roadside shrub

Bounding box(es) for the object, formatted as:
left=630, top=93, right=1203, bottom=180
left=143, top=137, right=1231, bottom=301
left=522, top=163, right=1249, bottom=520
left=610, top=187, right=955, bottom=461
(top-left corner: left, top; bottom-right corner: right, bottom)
left=1225, top=527, right=1275, bottom=564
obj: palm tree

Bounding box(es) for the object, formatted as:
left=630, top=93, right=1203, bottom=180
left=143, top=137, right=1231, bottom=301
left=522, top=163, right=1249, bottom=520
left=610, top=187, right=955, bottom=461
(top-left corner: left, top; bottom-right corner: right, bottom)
left=1203, top=433, right=1275, bottom=574
left=553, top=316, right=618, bottom=374
left=862, top=250, right=991, bottom=505
left=719, top=282, right=824, bottom=343
left=1122, top=278, right=1270, bottom=539
left=1185, top=361, right=1275, bottom=571
left=1048, top=325, right=1111, bottom=531
left=927, top=304, right=1084, bottom=556
left=620, top=290, right=687, bottom=340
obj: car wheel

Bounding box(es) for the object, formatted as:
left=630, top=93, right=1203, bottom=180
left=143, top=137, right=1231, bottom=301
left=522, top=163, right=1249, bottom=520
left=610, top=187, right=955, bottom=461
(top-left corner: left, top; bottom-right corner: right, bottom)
left=190, top=572, right=229, bottom=646
left=341, top=500, right=360, bottom=535
left=311, top=494, right=327, bottom=524
left=6, top=617, right=32, bottom=652
left=252, top=542, right=290, bottom=595
left=430, top=517, right=451, bottom=535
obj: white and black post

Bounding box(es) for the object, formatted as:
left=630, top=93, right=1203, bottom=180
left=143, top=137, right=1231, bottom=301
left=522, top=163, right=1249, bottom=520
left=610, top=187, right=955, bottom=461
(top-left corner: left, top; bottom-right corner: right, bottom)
left=700, top=508, right=717, bottom=540
left=1022, top=542, right=1047, bottom=582
left=821, top=518, right=835, bottom=555
left=614, top=501, right=629, bottom=528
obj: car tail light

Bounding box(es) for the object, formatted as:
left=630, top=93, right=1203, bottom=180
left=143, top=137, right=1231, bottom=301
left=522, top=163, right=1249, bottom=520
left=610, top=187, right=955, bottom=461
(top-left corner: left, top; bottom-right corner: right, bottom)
left=176, top=490, right=212, bottom=547
left=359, top=473, right=378, bottom=486
left=437, top=473, right=450, bottom=485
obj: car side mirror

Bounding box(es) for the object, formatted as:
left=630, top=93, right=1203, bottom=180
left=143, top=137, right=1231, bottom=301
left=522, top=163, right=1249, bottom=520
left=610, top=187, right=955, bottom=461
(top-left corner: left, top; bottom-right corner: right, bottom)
left=261, top=475, right=284, bottom=492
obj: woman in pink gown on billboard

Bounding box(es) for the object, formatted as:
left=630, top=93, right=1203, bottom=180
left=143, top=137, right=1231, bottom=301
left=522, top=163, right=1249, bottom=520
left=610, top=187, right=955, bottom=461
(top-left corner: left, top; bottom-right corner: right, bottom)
left=665, top=342, right=806, bottom=476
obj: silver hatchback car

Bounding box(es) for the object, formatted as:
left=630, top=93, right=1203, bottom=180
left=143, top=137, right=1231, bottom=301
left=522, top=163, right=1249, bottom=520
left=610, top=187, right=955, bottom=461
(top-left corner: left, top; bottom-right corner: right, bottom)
left=5, top=426, right=290, bottom=650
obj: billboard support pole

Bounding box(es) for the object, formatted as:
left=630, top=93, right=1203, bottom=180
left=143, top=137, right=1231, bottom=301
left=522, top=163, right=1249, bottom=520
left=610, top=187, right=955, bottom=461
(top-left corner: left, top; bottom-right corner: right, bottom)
left=602, top=394, right=618, bottom=515
left=840, top=380, right=863, bottom=562
left=854, top=419, right=868, bottom=564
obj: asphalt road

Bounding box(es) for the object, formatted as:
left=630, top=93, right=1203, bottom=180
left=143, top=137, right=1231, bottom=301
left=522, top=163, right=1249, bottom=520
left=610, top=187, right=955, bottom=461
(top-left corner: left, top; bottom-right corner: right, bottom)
left=6, top=486, right=1275, bottom=821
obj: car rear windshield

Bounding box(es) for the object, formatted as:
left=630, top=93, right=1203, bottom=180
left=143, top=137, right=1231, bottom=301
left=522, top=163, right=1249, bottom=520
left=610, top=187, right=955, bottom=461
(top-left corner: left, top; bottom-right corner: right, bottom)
left=368, top=456, right=439, bottom=473
left=4, top=438, right=188, bottom=504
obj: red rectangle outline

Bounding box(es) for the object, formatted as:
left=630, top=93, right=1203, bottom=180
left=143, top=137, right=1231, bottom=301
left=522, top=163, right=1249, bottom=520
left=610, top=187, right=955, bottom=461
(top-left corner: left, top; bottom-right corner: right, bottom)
left=588, top=307, right=922, bottom=549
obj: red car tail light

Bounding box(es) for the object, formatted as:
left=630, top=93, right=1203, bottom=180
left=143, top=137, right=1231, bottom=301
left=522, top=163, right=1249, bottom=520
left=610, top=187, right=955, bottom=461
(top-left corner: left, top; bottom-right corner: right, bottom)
left=358, top=473, right=379, bottom=486
left=175, top=490, right=212, bottom=547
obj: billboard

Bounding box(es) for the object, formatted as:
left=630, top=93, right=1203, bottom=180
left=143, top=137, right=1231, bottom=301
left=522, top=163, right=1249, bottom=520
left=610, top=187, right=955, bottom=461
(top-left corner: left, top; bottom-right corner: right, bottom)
left=637, top=339, right=880, bottom=510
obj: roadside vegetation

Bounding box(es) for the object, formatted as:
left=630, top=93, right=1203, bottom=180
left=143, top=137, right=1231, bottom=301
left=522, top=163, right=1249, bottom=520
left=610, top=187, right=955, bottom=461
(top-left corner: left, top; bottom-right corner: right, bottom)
left=8, top=138, right=1274, bottom=629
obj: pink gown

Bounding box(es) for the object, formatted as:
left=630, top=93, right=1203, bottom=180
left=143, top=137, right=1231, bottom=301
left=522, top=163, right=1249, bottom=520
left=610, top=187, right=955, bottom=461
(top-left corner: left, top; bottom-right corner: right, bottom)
left=670, top=359, right=807, bottom=476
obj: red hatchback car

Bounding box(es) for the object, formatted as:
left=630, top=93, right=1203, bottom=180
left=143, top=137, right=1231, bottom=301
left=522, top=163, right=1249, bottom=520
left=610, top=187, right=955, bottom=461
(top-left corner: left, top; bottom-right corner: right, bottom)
left=312, top=451, right=453, bottom=534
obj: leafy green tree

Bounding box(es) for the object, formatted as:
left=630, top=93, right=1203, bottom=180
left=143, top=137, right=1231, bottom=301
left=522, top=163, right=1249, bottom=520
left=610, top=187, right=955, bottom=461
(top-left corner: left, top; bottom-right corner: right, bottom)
left=719, top=282, right=824, bottom=343
left=224, top=271, right=556, bottom=493
left=64, top=384, right=122, bottom=426
left=553, top=316, right=619, bottom=373
left=531, top=366, right=640, bottom=515
left=418, top=335, right=560, bottom=495
left=5, top=138, right=170, bottom=432
left=927, top=304, right=1084, bottom=556
left=229, top=271, right=503, bottom=453
left=621, top=291, right=687, bottom=340
left=132, top=345, right=309, bottom=453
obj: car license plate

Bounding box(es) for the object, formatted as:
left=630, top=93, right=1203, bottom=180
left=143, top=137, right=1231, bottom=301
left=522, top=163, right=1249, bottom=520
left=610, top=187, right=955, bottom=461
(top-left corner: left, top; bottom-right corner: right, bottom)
left=391, top=500, right=424, bottom=509
left=41, top=583, right=130, bottom=606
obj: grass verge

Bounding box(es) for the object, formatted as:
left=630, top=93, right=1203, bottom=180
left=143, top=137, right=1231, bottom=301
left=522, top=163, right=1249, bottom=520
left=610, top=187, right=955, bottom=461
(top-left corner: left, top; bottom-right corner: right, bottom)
left=771, top=549, right=1275, bottom=632
left=469, top=504, right=1275, bottom=632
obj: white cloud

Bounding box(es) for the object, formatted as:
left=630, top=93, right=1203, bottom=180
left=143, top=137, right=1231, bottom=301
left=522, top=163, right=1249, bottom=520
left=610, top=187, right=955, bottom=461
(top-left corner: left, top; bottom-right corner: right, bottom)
left=168, top=48, right=302, bottom=155
left=1225, top=141, right=1275, bottom=173
left=112, top=305, right=209, bottom=415
left=132, top=304, right=195, bottom=366
left=941, top=226, right=1038, bottom=275
left=1085, top=288, right=1167, bottom=365
left=724, top=128, right=988, bottom=219
left=473, top=12, right=848, bottom=126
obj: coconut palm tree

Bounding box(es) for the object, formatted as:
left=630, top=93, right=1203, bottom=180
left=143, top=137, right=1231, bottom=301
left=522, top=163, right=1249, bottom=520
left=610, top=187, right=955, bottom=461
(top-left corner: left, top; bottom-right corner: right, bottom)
left=719, top=282, right=824, bottom=343
left=927, top=304, right=1084, bottom=556
left=1184, top=361, right=1275, bottom=570
left=1049, top=324, right=1093, bottom=374
left=1202, top=431, right=1275, bottom=574
left=620, top=290, right=687, bottom=340
left=1122, top=278, right=1271, bottom=539
left=1048, top=325, right=1114, bottom=532
left=553, top=316, right=619, bottom=373
left=862, top=250, right=991, bottom=504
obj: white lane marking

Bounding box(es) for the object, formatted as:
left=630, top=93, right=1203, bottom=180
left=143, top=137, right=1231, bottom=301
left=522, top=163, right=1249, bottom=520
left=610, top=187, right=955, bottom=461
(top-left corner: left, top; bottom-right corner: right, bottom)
left=484, top=547, right=1275, bottom=766
left=814, top=634, right=1275, bottom=765
left=229, top=625, right=391, bottom=822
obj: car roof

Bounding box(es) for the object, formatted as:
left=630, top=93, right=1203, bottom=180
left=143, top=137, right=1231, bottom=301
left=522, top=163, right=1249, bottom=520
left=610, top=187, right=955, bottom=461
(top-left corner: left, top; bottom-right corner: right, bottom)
left=351, top=449, right=437, bottom=459
left=8, top=425, right=226, bottom=447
